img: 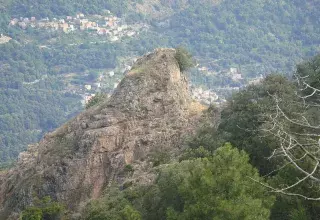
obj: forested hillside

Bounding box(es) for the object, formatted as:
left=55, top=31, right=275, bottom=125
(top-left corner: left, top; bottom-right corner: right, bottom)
left=4, top=0, right=130, bottom=17
left=156, top=0, right=320, bottom=77
left=0, top=42, right=81, bottom=166
left=1, top=0, right=320, bottom=169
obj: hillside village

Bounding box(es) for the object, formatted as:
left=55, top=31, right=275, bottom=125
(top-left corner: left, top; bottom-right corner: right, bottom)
left=192, top=65, right=264, bottom=105
left=80, top=61, right=257, bottom=107
left=9, top=12, right=149, bottom=42
left=73, top=57, right=137, bottom=106
left=55, top=58, right=262, bottom=107
left=7, top=11, right=263, bottom=107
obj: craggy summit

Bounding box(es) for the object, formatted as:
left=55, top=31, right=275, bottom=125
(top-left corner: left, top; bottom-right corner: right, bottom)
left=0, top=48, right=204, bottom=219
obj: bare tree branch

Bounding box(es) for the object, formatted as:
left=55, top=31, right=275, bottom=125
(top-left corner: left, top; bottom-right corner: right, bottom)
left=247, top=76, right=320, bottom=199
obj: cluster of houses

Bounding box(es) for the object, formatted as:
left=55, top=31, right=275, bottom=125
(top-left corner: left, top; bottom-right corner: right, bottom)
left=9, top=13, right=148, bottom=41
left=248, top=74, right=264, bottom=85
left=79, top=56, right=137, bottom=106
left=198, top=64, right=265, bottom=87
left=191, top=87, right=219, bottom=106
left=228, top=67, right=243, bottom=81
left=194, top=65, right=268, bottom=104
left=0, top=34, right=11, bottom=44
left=81, top=93, right=96, bottom=105
left=9, top=16, right=70, bottom=32
left=81, top=80, right=102, bottom=105
left=198, top=66, right=243, bottom=81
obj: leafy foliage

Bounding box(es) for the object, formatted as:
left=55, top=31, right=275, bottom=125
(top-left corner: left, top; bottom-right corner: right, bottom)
left=218, top=74, right=298, bottom=175
left=0, top=42, right=83, bottom=166
left=150, top=150, right=171, bottom=167
left=155, top=144, right=275, bottom=220
left=20, top=197, right=65, bottom=220
left=7, top=0, right=132, bottom=18
left=214, top=54, right=320, bottom=219
left=84, top=187, right=141, bottom=220
left=295, top=54, right=320, bottom=103
left=0, top=39, right=122, bottom=166
left=83, top=144, right=275, bottom=220
left=85, top=93, right=108, bottom=109
left=174, top=47, right=195, bottom=72
left=160, top=0, right=320, bottom=77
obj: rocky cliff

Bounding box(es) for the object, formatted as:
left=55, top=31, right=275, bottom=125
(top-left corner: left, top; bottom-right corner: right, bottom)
left=0, top=48, right=205, bottom=219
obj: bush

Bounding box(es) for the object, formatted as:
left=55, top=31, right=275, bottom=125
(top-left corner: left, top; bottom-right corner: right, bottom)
left=174, top=47, right=195, bottom=72
left=150, top=151, right=170, bottom=167
left=85, top=93, right=108, bottom=109
left=83, top=187, right=141, bottom=220
left=124, top=164, right=134, bottom=173
left=147, top=143, right=275, bottom=220
left=20, top=196, right=65, bottom=220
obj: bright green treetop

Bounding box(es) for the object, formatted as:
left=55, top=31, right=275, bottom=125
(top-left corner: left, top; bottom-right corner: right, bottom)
left=149, top=143, right=275, bottom=220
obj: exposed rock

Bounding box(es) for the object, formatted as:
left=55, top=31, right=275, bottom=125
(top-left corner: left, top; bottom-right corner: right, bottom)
left=0, top=48, right=205, bottom=219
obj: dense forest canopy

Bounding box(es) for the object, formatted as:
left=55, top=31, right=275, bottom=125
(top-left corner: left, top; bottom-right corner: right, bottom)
left=5, top=0, right=131, bottom=17
left=158, top=0, right=320, bottom=77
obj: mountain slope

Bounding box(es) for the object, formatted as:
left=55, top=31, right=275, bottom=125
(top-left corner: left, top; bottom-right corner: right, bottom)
left=0, top=48, right=204, bottom=219
left=1, top=0, right=320, bottom=170
left=157, top=0, right=320, bottom=77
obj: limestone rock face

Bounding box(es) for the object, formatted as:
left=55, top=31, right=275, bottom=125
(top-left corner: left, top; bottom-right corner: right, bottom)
left=0, top=48, right=203, bottom=218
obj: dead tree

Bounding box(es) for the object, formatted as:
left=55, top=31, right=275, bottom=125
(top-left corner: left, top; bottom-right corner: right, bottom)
left=251, top=74, right=320, bottom=200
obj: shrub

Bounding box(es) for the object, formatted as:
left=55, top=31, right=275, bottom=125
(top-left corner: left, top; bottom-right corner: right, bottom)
left=150, top=151, right=170, bottom=167
left=124, top=164, right=134, bottom=173
left=85, top=93, right=108, bottom=109
left=174, top=47, right=195, bottom=72
left=20, top=196, right=65, bottom=220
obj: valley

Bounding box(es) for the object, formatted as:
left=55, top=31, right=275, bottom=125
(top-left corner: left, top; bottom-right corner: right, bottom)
left=1, top=2, right=320, bottom=218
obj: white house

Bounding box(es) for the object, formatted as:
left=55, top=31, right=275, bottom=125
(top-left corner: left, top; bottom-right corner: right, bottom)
left=85, top=84, right=92, bottom=90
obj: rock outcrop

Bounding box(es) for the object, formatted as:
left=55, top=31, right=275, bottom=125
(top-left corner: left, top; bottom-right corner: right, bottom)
left=0, top=48, right=205, bottom=219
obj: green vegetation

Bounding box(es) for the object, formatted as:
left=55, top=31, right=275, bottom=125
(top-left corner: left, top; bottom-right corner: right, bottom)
left=150, top=150, right=170, bottom=167
left=84, top=144, right=275, bottom=220
left=0, top=41, right=82, bottom=166
left=6, top=0, right=132, bottom=17
left=0, top=36, right=125, bottom=166
left=150, top=143, right=274, bottom=220
left=174, top=47, right=195, bottom=72
left=84, top=187, right=141, bottom=220
left=214, top=54, right=320, bottom=219
left=20, top=196, right=65, bottom=220
left=219, top=74, right=298, bottom=175
left=123, top=164, right=134, bottom=173
left=85, top=93, right=109, bottom=109
left=157, top=0, right=320, bottom=77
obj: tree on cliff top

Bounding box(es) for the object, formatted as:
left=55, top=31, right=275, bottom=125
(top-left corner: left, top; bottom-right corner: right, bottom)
left=175, top=47, right=195, bottom=72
